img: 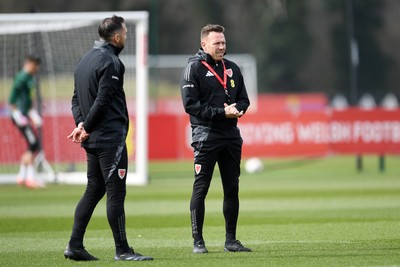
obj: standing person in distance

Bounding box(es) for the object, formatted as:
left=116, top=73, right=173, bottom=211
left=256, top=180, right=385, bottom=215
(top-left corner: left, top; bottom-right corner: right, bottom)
left=181, top=24, right=252, bottom=253
left=64, top=15, right=153, bottom=262
left=9, top=55, right=45, bottom=188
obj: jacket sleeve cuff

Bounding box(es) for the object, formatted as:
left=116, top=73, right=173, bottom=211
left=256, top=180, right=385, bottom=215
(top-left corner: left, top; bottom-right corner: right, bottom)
left=215, top=108, right=226, bottom=119
left=82, top=122, right=91, bottom=133
left=235, top=104, right=245, bottom=113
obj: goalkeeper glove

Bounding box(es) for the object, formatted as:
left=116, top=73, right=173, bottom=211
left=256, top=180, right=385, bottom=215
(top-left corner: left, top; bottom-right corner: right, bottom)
left=28, top=109, right=43, bottom=128
left=11, top=109, right=28, bottom=127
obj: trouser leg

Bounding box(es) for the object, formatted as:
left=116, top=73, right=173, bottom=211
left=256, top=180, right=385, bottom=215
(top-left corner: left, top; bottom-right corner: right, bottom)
left=218, top=139, right=242, bottom=242
left=190, top=141, right=218, bottom=243
left=13, top=119, right=41, bottom=153
left=99, top=145, right=129, bottom=254
left=69, top=148, right=106, bottom=249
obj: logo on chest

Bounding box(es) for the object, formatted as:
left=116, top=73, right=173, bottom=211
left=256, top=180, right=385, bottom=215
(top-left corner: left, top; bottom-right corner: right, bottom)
left=205, top=71, right=214, bottom=77
left=226, top=68, right=233, bottom=78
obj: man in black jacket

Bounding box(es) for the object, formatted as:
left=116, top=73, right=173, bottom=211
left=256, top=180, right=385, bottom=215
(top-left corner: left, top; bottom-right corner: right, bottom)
left=64, top=15, right=152, bottom=262
left=181, top=24, right=251, bottom=254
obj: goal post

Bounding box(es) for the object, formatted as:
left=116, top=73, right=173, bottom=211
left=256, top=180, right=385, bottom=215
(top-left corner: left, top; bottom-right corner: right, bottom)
left=134, top=15, right=149, bottom=186
left=0, top=12, right=149, bottom=185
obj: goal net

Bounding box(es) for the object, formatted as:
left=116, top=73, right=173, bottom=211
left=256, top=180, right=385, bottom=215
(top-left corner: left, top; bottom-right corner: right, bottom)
left=0, top=12, right=149, bottom=185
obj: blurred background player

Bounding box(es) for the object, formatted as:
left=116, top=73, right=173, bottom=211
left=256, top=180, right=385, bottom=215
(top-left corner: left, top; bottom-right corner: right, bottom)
left=8, top=55, right=44, bottom=188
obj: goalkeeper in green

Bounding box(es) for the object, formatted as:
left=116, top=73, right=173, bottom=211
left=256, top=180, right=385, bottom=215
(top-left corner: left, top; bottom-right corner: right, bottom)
left=8, top=55, right=44, bottom=188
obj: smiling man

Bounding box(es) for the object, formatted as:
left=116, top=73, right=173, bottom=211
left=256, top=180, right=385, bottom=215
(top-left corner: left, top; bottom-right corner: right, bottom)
left=180, top=24, right=251, bottom=254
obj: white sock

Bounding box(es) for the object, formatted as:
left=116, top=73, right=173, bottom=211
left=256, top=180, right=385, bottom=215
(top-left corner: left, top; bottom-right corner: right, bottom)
left=17, top=164, right=27, bottom=180
left=26, top=165, right=35, bottom=180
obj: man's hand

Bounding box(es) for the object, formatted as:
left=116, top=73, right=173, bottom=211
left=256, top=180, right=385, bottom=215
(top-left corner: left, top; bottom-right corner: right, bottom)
left=67, top=123, right=89, bottom=143
left=224, top=103, right=244, bottom=118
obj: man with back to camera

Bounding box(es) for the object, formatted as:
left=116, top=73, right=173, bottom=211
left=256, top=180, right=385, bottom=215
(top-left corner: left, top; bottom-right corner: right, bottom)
left=64, top=15, right=153, bottom=261
left=9, top=55, right=45, bottom=189
left=181, top=24, right=252, bottom=253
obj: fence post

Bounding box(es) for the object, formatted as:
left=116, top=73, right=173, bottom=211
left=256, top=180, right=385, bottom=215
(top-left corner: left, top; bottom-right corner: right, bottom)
left=356, top=155, right=363, bottom=172
left=379, top=155, right=385, bottom=172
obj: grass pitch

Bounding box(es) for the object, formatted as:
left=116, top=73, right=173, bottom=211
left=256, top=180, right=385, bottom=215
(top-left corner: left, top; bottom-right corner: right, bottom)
left=1, top=156, right=400, bottom=266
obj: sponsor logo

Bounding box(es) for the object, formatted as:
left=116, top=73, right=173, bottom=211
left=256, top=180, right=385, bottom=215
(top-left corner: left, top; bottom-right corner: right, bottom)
left=226, top=68, right=233, bottom=77
left=230, top=79, right=235, bottom=88
left=182, top=84, right=194, bottom=89
left=206, top=71, right=214, bottom=77
left=112, top=75, right=119, bottom=81
left=118, top=169, right=126, bottom=179
left=195, top=164, right=201, bottom=175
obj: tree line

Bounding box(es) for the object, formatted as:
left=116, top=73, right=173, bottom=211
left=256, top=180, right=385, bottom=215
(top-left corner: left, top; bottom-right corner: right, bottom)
left=1, top=0, right=397, bottom=102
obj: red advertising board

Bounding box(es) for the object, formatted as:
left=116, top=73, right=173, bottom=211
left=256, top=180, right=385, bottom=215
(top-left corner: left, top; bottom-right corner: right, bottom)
left=239, top=112, right=330, bottom=157
left=1, top=108, right=400, bottom=163
left=330, top=108, right=400, bottom=154
left=149, top=109, right=400, bottom=159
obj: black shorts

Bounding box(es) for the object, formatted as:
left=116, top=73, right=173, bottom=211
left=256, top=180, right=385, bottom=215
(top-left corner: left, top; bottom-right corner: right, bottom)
left=12, top=119, right=40, bottom=153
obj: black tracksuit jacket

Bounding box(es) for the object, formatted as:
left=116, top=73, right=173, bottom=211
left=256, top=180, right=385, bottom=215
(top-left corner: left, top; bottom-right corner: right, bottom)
left=71, top=40, right=128, bottom=148
left=181, top=49, right=250, bottom=143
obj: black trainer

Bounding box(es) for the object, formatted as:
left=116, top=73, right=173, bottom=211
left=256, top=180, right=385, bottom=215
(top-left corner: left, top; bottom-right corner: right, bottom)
left=64, top=245, right=99, bottom=261
left=224, top=240, right=252, bottom=252
left=115, top=247, right=153, bottom=261
left=193, top=240, right=208, bottom=254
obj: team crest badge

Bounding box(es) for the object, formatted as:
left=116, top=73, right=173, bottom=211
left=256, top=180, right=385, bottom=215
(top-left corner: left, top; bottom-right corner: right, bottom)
left=226, top=68, right=233, bottom=78
left=118, top=169, right=126, bottom=179
left=195, top=164, right=202, bottom=175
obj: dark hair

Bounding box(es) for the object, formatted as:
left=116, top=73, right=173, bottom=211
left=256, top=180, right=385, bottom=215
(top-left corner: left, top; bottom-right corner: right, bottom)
left=25, top=54, right=41, bottom=65
left=98, top=15, right=125, bottom=42
left=201, top=24, right=225, bottom=40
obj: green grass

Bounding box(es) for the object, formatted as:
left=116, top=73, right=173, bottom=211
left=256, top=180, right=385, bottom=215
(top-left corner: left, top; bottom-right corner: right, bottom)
left=1, top=156, right=400, bottom=266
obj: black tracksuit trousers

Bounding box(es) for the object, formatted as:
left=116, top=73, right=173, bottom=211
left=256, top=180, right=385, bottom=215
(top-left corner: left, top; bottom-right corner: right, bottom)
left=190, top=138, right=242, bottom=243
left=68, top=145, right=129, bottom=254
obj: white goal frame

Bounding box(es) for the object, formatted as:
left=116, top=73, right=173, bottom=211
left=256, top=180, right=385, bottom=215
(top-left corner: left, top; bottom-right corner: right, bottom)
left=0, top=12, right=149, bottom=185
